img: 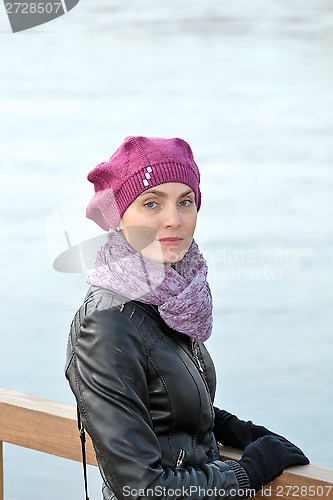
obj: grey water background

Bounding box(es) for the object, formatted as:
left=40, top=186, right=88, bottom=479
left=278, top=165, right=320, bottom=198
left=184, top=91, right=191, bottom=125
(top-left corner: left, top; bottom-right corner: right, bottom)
left=1, top=0, right=333, bottom=498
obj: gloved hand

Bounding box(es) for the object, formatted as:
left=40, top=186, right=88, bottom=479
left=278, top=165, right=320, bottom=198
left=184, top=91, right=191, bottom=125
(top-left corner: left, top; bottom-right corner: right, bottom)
left=214, top=407, right=281, bottom=449
left=238, top=435, right=310, bottom=491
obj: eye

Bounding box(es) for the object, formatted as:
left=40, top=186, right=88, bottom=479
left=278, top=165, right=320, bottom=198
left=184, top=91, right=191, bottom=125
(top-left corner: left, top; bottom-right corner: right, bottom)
left=179, top=199, right=193, bottom=207
left=144, top=201, right=159, bottom=209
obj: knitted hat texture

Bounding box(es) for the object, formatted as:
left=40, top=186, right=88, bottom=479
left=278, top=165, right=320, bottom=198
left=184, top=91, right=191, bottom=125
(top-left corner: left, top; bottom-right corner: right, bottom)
left=86, top=136, right=201, bottom=230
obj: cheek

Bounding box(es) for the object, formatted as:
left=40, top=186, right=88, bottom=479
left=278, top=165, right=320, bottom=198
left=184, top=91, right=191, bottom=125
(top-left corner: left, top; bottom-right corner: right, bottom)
left=121, top=208, right=159, bottom=251
left=185, top=212, right=197, bottom=236
left=122, top=208, right=150, bottom=227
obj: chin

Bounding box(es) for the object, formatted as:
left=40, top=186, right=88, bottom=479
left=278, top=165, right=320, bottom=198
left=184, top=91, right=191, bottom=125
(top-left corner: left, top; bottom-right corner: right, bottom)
left=141, top=241, right=190, bottom=264
left=162, top=247, right=189, bottom=264
left=144, top=252, right=180, bottom=264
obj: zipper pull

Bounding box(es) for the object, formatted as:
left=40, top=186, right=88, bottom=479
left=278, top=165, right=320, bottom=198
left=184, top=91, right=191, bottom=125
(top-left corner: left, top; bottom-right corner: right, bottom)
left=176, top=448, right=186, bottom=469
left=191, top=339, right=204, bottom=372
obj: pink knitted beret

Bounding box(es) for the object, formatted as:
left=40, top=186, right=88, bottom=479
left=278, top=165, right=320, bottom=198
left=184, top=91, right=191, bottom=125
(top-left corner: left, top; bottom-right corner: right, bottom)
left=86, top=136, right=201, bottom=230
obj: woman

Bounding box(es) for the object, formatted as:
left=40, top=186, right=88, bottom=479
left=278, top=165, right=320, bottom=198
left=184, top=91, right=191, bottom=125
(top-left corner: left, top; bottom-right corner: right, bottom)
left=65, top=136, right=309, bottom=500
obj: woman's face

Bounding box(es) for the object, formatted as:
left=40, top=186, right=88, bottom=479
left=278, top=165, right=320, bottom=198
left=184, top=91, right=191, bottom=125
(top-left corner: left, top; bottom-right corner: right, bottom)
left=120, top=182, right=197, bottom=263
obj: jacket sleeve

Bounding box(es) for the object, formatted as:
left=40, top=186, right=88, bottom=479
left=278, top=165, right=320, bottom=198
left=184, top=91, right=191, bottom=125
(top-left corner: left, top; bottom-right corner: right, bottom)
left=66, top=308, right=250, bottom=500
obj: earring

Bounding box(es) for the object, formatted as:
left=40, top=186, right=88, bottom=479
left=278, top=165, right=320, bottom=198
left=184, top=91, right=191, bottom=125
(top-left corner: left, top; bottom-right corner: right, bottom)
left=116, top=226, right=121, bottom=233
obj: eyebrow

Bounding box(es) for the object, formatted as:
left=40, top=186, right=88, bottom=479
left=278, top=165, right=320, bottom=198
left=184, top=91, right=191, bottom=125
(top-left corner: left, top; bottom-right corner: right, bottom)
left=139, top=188, right=194, bottom=199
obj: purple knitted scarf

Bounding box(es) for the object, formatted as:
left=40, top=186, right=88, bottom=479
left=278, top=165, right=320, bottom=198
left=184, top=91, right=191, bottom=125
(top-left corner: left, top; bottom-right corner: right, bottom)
left=87, top=230, right=213, bottom=342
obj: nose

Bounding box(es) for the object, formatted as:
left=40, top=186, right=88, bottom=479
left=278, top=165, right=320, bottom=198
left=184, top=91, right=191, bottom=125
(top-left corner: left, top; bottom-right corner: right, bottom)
left=162, top=205, right=181, bottom=228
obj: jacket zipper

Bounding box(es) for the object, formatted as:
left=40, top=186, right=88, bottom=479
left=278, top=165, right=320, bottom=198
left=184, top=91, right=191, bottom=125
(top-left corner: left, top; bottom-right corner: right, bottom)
left=190, top=338, right=204, bottom=372
left=176, top=448, right=186, bottom=469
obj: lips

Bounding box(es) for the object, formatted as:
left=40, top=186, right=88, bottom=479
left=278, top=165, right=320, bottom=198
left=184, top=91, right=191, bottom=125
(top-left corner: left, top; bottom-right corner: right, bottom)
left=158, top=237, right=183, bottom=246
left=159, top=237, right=183, bottom=242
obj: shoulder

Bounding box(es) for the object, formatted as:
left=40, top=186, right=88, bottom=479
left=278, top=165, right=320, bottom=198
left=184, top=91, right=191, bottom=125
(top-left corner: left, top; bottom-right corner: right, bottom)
left=67, top=287, right=155, bottom=380
left=74, top=286, right=164, bottom=347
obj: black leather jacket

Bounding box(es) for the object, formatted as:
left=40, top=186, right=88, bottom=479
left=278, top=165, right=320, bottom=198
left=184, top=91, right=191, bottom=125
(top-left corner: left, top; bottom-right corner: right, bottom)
left=65, top=286, right=248, bottom=499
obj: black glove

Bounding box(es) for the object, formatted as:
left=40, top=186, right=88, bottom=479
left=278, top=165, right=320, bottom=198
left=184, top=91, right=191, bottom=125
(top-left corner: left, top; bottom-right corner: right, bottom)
left=214, top=407, right=282, bottom=449
left=238, top=435, right=310, bottom=491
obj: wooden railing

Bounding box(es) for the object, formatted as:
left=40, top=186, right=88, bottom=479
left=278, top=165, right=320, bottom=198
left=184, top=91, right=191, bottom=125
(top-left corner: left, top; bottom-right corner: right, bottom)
left=0, top=387, right=332, bottom=499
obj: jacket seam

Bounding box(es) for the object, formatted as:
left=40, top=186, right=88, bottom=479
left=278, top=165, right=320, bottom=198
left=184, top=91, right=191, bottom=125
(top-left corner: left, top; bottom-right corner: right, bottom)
left=147, top=353, right=176, bottom=464
left=168, top=333, right=215, bottom=462
left=148, top=329, right=206, bottom=467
